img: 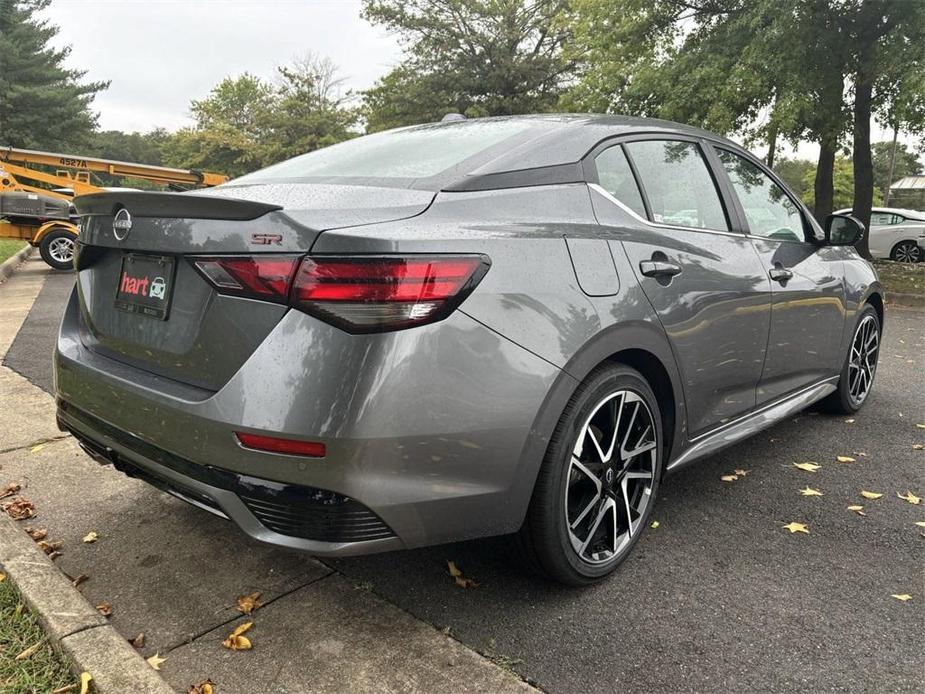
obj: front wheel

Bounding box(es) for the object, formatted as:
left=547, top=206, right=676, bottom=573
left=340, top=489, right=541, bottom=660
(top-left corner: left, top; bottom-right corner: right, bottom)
left=890, top=240, right=922, bottom=263
left=39, top=229, right=76, bottom=271
left=517, top=364, right=663, bottom=585
left=820, top=305, right=881, bottom=414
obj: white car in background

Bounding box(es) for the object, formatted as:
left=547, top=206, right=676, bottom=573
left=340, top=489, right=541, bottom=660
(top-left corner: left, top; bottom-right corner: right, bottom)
left=835, top=206, right=925, bottom=262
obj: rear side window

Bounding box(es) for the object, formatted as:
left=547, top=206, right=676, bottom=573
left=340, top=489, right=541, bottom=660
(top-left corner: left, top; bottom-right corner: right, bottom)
left=625, top=140, right=729, bottom=231
left=594, top=145, right=647, bottom=218
left=717, top=149, right=805, bottom=242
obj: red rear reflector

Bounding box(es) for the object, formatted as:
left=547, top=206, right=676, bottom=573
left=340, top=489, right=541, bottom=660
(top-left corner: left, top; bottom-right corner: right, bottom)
left=291, top=255, right=488, bottom=332
left=193, top=256, right=300, bottom=302
left=235, top=432, right=326, bottom=458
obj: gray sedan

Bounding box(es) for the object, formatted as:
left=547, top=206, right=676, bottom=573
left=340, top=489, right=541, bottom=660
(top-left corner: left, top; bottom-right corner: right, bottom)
left=56, top=115, right=881, bottom=585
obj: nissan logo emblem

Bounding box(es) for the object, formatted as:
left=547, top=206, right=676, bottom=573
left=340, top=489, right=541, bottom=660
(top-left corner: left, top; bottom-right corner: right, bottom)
left=113, top=208, right=133, bottom=241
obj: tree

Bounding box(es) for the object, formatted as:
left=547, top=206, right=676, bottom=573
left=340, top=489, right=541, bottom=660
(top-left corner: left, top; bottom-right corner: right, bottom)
left=0, top=0, right=108, bottom=149
left=774, top=158, right=816, bottom=201
left=800, top=157, right=883, bottom=211
left=846, top=0, right=925, bottom=256
left=361, top=0, right=574, bottom=131
left=162, top=59, right=358, bottom=178
left=872, top=140, right=922, bottom=201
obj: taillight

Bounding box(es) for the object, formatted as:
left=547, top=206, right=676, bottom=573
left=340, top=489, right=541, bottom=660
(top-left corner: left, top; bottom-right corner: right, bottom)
left=191, top=254, right=489, bottom=333
left=191, top=256, right=301, bottom=303
left=290, top=256, right=489, bottom=332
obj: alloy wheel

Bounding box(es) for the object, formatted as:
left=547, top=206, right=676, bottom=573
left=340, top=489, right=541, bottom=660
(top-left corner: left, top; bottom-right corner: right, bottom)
left=48, top=236, right=75, bottom=264
left=848, top=314, right=879, bottom=406
left=892, top=241, right=921, bottom=263
left=565, top=390, right=657, bottom=564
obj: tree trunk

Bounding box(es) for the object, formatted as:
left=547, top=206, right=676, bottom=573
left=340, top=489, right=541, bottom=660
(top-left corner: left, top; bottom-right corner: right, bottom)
left=766, top=123, right=778, bottom=169
left=884, top=126, right=898, bottom=206
left=814, top=133, right=836, bottom=221
left=852, top=77, right=874, bottom=260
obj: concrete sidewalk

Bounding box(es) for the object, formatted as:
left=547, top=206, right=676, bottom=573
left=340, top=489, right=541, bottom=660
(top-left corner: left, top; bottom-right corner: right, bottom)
left=0, top=258, right=533, bottom=693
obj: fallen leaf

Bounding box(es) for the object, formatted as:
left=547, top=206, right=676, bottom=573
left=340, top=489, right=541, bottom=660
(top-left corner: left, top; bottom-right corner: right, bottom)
left=860, top=490, right=883, bottom=500
left=235, top=591, right=262, bottom=615
left=0, top=482, right=21, bottom=499
left=51, top=684, right=78, bottom=694
left=0, top=572, right=5, bottom=582
left=79, top=672, right=92, bottom=694
left=783, top=522, right=809, bottom=534
left=734, top=469, right=748, bottom=476
left=799, top=487, right=823, bottom=496
left=897, top=491, right=921, bottom=505
left=917, top=424, right=925, bottom=429
left=1, top=496, right=35, bottom=520
left=914, top=521, right=925, bottom=528
left=95, top=602, right=113, bottom=617
left=836, top=455, right=856, bottom=463
left=891, top=594, right=913, bottom=602
left=25, top=526, right=47, bottom=541
left=446, top=560, right=478, bottom=588
left=29, top=444, right=45, bottom=454
left=189, top=680, right=215, bottom=694
left=913, top=443, right=924, bottom=451
left=844, top=418, right=855, bottom=424
left=15, top=641, right=42, bottom=660
left=37, top=540, right=63, bottom=555
left=146, top=653, right=166, bottom=670
left=82, top=531, right=98, bottom=544
left=650, top=520, right=660, bottom=529
left=128, top=632, right=146, bottom=649
left=71, top=574, right=89, bottom=588
left=855, top=451, right=868, bottom=457
left=720, top=474, right=738, bottom=482
left=848, top=505, right=866, bottom=516
left=222, top=621, right=254, bottom=651
left=793, top=462, right=821, bottom=472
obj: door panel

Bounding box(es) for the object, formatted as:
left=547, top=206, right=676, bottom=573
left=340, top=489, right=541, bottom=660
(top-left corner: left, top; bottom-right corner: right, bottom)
left=749, top=240, right=846, bottom=402
left=620, top=233, right=771, bottom=435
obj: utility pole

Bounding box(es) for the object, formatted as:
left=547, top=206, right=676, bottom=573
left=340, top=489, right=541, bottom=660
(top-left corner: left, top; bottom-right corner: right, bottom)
left=884, top=126, right=898, bottom=207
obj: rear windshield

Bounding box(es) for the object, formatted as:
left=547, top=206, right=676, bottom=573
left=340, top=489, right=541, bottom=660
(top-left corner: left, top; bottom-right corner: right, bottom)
left=231, top=120, right=533, bottom=187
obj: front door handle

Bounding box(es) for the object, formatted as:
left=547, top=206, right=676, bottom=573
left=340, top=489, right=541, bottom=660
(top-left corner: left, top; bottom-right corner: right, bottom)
left=639, top=260, right=683, bottom=278
left=768, top=266, right=794, bottom=283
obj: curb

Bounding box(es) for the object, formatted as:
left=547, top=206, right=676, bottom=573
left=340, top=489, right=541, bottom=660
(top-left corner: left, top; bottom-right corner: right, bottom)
left=0, top=515, right=173, bottom=693
left=886, top=291, right=925, bottom=308
left=0, top=244, right=34, bottom=284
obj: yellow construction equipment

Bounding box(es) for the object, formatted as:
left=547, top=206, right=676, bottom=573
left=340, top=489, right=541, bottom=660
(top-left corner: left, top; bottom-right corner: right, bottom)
left=0, top=147, right=228, bottom=269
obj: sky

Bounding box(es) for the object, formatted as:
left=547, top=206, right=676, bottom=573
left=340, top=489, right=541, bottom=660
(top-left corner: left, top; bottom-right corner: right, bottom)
left=41, top=0, right=920, bottom=165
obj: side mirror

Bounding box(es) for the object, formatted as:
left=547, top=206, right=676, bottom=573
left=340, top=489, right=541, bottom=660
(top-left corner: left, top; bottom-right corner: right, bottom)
left=823, top=213, right=864, bottom=246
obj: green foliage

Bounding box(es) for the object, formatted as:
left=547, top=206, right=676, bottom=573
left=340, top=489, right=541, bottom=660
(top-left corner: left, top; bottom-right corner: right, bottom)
left=800, top=157, right=883, bottom=211
left=773, top=158, right=815, bottom=200
left=871, top=140, right=923, bottom=198
left=0, top=0, right=108, bottom=150
left=361, top=0, right=574, bottom=131
left=162, top=59, right=358, bottom=177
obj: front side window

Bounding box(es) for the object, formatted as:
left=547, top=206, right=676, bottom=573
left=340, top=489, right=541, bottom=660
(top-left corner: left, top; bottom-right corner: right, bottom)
left=594, top=145, right=647, bottom=218
left=717, top=149, right=805, bottom=242
left=625, top=140, right=729, bottom=230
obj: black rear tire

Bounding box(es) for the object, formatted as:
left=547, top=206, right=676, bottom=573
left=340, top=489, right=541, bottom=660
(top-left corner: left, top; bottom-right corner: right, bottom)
left=517, top=363, right=664, bottom=586
left=38, top=229, right=76, bottom=271
left=819, top=305, right=880, bottom=414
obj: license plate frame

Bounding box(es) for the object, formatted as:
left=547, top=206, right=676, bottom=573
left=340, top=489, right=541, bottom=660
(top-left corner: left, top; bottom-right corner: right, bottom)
left=114, top=253, right=176, bottom=321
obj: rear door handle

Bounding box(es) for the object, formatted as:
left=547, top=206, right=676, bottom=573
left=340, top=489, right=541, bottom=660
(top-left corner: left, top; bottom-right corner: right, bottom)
left=639, top=260, right=682, bottom=278
left=768, top=266, right=793, bottom=283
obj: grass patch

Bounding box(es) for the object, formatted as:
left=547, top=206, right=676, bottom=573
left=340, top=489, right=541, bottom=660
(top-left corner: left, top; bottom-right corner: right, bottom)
left=873, top=259, right=925, bottom=297
left=0, top=576, right=77, bottom=694
left=0, top=239, right=27, bottom=266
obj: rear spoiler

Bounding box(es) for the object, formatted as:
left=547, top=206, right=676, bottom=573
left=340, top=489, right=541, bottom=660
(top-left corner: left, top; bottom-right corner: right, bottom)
left=74, top=191, right=282, bottom=221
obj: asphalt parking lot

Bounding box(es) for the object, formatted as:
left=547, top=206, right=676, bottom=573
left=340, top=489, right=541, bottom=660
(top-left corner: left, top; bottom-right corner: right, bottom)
left=4, top=267, right=924, bottom=693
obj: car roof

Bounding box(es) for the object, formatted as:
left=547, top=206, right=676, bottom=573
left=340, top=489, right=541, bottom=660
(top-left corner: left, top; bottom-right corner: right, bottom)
left=835, top=206, right=925, bottom=220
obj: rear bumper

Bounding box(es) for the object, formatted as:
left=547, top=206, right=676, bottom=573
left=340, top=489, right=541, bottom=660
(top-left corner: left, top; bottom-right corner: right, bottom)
left=55, top=286, right=562, bottom=554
